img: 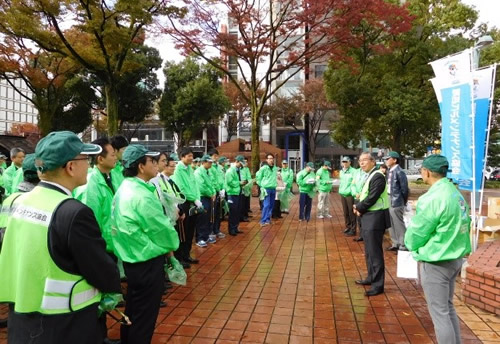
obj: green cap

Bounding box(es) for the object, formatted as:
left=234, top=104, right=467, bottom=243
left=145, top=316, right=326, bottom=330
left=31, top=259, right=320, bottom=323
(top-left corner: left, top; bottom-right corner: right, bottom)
left=218, top=156, right=227, bottom=164
left=422, top=154, right=449, bottom=174
left=122, top=144, right=159, bottom=168
left=170, top=153, right=179, bottom=161
left=235, top=155, right=245, bottom=162
left=22, top=153, right=37, bottom=173
left=323, top=161, right=331, bottom=167
left=306, top=162, right=314, bottom=169
left=35, top=131, right=102, bottom=172
left=193, top=157, right=200, bottom=163
left=200, top=154, right=213, bottom=163
left=384, top=151, right=400, bottom=160
left=341, top=156, right=351, bottom=162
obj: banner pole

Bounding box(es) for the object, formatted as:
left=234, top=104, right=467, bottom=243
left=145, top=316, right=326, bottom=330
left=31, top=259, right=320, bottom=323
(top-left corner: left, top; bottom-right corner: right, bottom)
left=476, top=63, right=497, bottom=250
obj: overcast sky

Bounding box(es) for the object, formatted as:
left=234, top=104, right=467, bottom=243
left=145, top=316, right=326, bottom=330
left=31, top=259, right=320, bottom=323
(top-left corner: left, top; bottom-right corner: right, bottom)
left=149, top=0, right=500, bottom=86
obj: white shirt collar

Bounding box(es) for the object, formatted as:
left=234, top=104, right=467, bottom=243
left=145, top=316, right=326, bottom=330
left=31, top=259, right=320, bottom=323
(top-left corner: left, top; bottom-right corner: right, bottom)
left=389, top=164, right=399, bottom=172
left=42, top=181, right=72, bottom=196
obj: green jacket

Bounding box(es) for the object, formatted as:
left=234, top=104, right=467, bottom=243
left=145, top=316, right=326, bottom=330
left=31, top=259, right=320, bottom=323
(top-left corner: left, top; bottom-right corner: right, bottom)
left=405, top=178, right=471, bottom=262
left=10, top=167, right=24, bottom=194
left=350, top=168, right=365, bottom=200
left=195, top=166, right=216, bottom=197
left=74, top=167, right=114, bottom=252
left=172, top=161, right=200, bottom=202
left=256, top=164, right=277, bottom=189
left=339, top=166, right=356, bottom=197
left=210, top=164, right=225, bottom=192
left=225, top=166, right=241, bottom=196
left=2, top=164, right=19, bottom=197
left=280, top=167, right=294, bottom=189
left=110, top=161, right=124, bottom=192
left=316, top=168, right=333, bottom=193
left=296, top=169, right=316, bottom=193
left=241, top=166, right=252, bottom=182
left=111, top=177, right=179, bottom=263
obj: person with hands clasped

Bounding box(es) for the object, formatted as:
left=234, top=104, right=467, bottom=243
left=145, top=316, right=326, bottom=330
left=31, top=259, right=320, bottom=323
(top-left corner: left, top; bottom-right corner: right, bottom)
left=316, top=161, right=334, bottom=219
left=111, top=144, right=179, bottom=344
left=256, top=153, right=278, bottom=227
left=172, top=147, right=202, bottom=266
left=353, top=152, right=390, bottom=297
left=194, top=154, right=217, bottom=247
left=225, top=155, right=246, bottom=236
left=296, top=162, right=316, bottom=222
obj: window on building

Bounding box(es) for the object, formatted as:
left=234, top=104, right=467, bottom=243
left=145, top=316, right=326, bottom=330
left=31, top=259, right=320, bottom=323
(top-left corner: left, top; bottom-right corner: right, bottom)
left=0, top=110, right=5, bottom=120
left=314, top=65, right=327, bottom=78
left=315, top=134, right=332, bottom=148
left=7, top=100, right=13, bottom=110
left=0, top=99, right=5, bottom=108
left=0, top=86, right=6, bottom=97
left=7, top=87, right=13, bottom=98
left=7, top=112, right=13, bottom=120
left=14, top=102, right=20, bottom=111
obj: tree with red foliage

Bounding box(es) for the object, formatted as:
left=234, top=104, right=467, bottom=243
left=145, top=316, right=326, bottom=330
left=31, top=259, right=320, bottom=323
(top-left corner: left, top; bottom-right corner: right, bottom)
left=164, top=0, right=412, bottom=172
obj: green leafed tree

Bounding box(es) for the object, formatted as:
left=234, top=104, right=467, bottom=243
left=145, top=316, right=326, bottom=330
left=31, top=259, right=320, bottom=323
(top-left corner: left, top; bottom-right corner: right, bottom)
left=0, top=0, right=184, bottom=136
left=159, top=58, right=231, bottom=149
left=324, top=0, right=478, bottom=156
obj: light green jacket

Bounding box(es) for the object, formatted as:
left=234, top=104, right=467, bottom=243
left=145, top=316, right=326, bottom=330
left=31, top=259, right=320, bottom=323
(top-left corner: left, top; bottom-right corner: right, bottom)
left=225, top=166, right=241, bottom=196
left=195, top=166, right=216, bottom=197
left=210, top=164, right=225, bottom=192
left=74, top=167, right=114, bottom=252
left=10, top=167, right=23, bottom=194
left=2, top=164, right=19, bottom=197
left=339, top=166, right=356, bottom=197
left=405, top=178, right=471, bottom=262
left=296, top=169, right=316, bottom=193
left=256, top=164, right=277, bottom=189
left=172, top=161, right=200, bottom=202
left=111, top=177, right=179, bottom=263
left=316, top=168, right=333, bottom=193
left=110, top=161, right=125, bottom=192
left=281, top=167, right=294, bottom=189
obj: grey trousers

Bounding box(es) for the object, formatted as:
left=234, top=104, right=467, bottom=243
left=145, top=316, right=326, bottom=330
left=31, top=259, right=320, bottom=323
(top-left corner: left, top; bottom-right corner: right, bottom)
left=420, top=259, right=463, bottom=344
left=317, top=192, right=330, bottom=216
left=389, top=206, right=406, bottom=248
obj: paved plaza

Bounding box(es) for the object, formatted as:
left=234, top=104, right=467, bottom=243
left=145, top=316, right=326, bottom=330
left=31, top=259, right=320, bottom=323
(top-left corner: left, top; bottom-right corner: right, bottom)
left=1, top=193, right=499, bottom=343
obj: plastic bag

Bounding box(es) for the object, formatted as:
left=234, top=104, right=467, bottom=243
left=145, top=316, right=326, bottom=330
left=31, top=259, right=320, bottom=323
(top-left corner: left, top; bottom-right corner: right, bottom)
left=162, top=192, right=185, bottom=226
left=259, top=187, right=268, bottom=201
left=165, top=256, right=187, bottom=286
left=280, top=189, right=294, bottom=211
left=397, top=250, right=419, bottom=279
left=242, top=179, right=254, bottom=197
left=98, top=293, right=123, bottom=317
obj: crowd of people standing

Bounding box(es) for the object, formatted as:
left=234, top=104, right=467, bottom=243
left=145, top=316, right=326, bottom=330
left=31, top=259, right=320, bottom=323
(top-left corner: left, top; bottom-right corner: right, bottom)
left=0, top=133, right=472, bottom=344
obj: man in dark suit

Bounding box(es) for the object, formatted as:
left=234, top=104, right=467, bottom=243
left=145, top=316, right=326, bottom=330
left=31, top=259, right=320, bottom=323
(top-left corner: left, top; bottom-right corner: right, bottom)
left=353, top=152, right=391, bottom=296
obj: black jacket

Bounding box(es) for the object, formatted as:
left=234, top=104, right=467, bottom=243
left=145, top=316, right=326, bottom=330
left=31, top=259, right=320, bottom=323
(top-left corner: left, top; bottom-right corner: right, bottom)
left=355, top=169, right=391, bottom=231
left=388, top=165, right=409, bottom=207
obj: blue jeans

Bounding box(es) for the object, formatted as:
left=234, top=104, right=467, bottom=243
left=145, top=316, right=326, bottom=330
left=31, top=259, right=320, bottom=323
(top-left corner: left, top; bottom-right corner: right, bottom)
left=299, top=193, right=312, bottom=221
left=260, top=188, right=276, bottom=224
left=196, top=197, right=212, bottom=242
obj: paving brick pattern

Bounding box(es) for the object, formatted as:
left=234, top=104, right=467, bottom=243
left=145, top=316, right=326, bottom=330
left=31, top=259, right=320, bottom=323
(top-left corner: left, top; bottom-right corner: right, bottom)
left=1, top=193, right=499, bottom=343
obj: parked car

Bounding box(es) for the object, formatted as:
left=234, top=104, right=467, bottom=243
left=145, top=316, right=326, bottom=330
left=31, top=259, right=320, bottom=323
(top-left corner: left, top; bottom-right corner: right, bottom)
left=484, top=166, right=500, bottom=180
left=404, top=169, right=423, bottom=182
left=490, top=171, right=500, bottom=181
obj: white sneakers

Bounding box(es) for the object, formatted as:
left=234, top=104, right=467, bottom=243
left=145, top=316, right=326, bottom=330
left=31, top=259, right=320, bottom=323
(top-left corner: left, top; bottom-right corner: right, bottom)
left=196, top=240, right=208, bottom=248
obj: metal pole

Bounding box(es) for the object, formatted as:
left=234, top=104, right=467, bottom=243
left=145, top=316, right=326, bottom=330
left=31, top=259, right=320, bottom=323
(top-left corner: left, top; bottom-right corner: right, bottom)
left=476, top=63, right=497, bottom=251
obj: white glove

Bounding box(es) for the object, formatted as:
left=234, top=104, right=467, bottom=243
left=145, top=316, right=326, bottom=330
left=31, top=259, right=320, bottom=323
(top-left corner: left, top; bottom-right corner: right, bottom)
left=194, top=200, right=203, bottom=209
left=219, top=190, right=225, bottom=199
left=306, top=178, right=316, bottom=184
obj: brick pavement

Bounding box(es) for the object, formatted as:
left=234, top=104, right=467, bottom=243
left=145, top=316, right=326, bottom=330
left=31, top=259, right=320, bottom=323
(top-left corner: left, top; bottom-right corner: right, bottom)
left=1, top=193, right=499, bottom=343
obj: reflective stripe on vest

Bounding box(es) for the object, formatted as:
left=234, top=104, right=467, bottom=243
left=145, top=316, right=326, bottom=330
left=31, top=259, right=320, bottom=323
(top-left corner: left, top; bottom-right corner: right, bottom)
left=0, top=186, right=102, bottom=314
left=359, top=170, right=389, bottom=211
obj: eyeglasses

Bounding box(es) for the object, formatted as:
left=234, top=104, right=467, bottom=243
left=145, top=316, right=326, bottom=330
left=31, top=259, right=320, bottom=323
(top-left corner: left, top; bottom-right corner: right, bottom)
left=71, top=156, right=92, bottom=164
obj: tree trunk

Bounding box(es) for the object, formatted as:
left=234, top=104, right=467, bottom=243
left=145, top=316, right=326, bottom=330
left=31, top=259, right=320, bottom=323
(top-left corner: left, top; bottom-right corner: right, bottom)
left=392, top=128, right=402, bottom=154
left=304, top=112, right=310, bottom=164
left=105, top=83, right=119, bottom=136
left=37, top=109, right=52, bottom=137
left=250, top=103, right=260, bottom=175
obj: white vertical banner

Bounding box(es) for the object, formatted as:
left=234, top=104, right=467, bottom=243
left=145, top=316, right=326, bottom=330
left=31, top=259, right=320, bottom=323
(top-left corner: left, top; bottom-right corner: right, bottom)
left=429, top=49, right=472, bottom=84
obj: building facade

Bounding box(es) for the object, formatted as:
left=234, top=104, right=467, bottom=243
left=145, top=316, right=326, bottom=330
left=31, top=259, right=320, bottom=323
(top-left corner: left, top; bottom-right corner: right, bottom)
left=0, top=78, right=38, bottom=134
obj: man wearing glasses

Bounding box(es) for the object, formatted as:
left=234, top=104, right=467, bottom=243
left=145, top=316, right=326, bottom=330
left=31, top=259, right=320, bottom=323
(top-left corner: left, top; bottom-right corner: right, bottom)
left=0, top=131, right=121, bottom=343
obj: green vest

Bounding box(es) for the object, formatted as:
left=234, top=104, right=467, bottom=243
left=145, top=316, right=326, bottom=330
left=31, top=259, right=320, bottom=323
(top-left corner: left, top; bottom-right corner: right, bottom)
left=0, top=186, right=101, bottom=314
left=359, top=170, right=389, bottom=211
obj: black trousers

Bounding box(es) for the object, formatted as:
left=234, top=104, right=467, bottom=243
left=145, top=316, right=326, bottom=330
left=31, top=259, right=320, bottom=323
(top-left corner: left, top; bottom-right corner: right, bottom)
left=340, top=195, right=356, bottom=232
left=196, top=197, right=213, bottom=242
left=176, top=201, right=198, bottom=260
left=272, top=199, right=282, bottom=218
left=228, top=194, right=241, bottom=234
left=212, top=194, right=222, bottom=234
left=363, top=229, right=385, bottom=291
left=121, top=256, right=165, bottom=344
left=240, top=195, right=250, bottom=220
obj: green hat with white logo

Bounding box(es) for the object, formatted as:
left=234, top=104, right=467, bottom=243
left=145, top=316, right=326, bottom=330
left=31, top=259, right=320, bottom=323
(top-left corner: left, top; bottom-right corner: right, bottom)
left=306, top=162, right=314, bottom=169
left=200, top=154, right=213, bottom=163
left=218, top=156, right=227, bottom=164
left=235, top=155, right=245, bottom=162
left=122, top=144, right=159, bottom=168
left=35, top=131, right=102, bottom=172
